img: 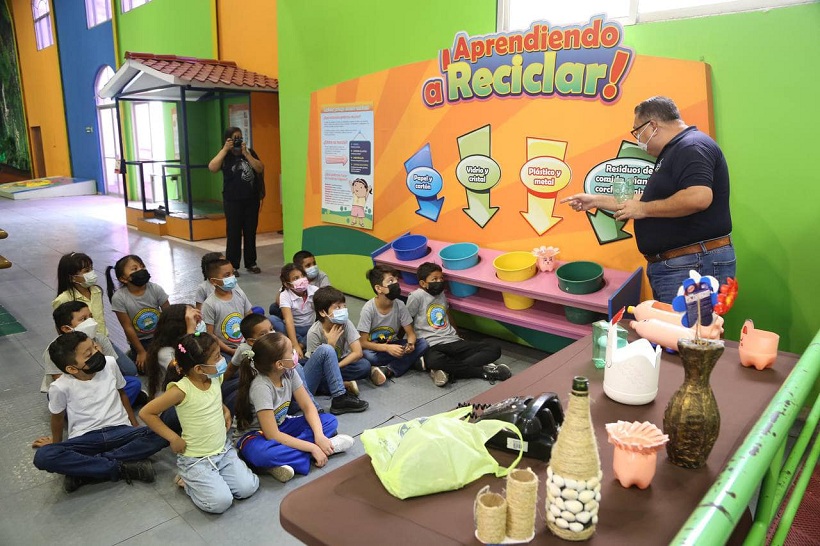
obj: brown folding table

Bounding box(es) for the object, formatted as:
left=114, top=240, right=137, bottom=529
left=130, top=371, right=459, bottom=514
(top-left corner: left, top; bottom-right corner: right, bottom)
left=280, top=336, right=798, bottom=545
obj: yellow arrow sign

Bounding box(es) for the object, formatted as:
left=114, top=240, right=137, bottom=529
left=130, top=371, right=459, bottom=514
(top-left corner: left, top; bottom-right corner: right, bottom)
left=520, top=138, right=568, bottom=235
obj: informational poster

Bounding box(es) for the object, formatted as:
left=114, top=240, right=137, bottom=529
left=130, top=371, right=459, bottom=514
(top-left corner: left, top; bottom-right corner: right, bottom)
left=228, top=103, right=251, bottom=148
left=320, top=104, right=374, bottom=230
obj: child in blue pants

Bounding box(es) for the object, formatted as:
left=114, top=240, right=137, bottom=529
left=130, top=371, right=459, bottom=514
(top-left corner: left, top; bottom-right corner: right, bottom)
left=234, top=332, right=356, bottom=481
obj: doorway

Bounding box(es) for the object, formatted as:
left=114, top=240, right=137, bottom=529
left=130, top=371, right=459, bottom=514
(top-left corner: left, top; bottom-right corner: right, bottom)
left=131, top=101, right=167, bottom=206
left=95, top=66, right=122, bottom=196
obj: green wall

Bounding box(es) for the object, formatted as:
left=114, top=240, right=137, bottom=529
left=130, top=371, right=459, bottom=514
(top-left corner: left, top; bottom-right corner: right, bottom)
left=278, top=3, right=819, bottom=353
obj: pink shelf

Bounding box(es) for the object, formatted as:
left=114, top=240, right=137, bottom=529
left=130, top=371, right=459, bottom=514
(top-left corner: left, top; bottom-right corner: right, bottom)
left=398, top=282, right=594, bottom=340
left=376, top=238, right=632, bottom=313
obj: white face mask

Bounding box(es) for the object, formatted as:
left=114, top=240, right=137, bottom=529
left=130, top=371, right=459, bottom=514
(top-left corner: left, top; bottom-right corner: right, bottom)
left=74, top=317, right=98, bottom=338
left=76, top=270, right=98, bottom=288
left=636, top=125, right=657, bottom=153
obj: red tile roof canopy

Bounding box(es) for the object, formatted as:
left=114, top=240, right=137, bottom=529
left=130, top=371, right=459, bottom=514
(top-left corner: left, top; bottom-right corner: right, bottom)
left=124, top=52, right=278, bottom=91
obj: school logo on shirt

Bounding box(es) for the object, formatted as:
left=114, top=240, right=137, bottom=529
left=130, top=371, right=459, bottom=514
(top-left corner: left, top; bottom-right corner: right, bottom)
left=274, top=401, right=290, bottom=425
left=369, top=326, right=396, bottom=343
left=221, top=312, right=244, bottom=343
left=132, top=308, right=160, bottom=335
left=426, top=303, right=448, bottom=330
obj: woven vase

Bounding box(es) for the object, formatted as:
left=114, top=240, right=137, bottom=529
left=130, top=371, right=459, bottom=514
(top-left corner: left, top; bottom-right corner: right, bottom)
left=664, top=338, right=723, bottom=469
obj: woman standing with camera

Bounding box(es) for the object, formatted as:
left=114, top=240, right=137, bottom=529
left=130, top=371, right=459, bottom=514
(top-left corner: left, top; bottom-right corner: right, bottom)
left=208, top=127, right=265, bottom=275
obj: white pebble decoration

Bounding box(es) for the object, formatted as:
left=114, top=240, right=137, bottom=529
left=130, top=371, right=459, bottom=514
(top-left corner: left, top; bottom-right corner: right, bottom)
left=595, top=490, right=601, bottom=502
left=561, top=488, right=579, bottom=500
left=555, top=497, right=565, bottom=510
left=564, top=478, right=578, bottom=490
left=550, top=504, right=562, bottom=517
left=576, top=511, right=592, bottom=524
left=586, top=476, right=600, bottom=490
left=561, top=511, right=576, bottom=523
left=547, top=511, right=556, bottom=523
left=593, top=515, right=599, bottom=525
left=547, top=467, right=553, bottom=479
left=584, top=500, right=599, bottom=515
left=553, top=474, right=565, bottom=487
left=548, top=483, right=561, bottom=498
left=578, top=490, right=595, bottom=503
left=569, top=522, right=584, bottom=533
left=564, top=500, right=583, bottom=514
left=556, top=518, right=569, bottom=529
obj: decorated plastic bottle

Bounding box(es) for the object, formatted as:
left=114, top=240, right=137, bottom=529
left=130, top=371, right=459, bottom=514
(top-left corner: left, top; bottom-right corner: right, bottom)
left=546, top=376, right=601, bottom=541
left=628, top=300, right=683, bottom=325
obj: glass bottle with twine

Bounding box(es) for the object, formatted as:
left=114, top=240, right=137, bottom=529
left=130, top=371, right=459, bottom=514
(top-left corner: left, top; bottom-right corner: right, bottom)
left=546, top=376, right=602, bottom=541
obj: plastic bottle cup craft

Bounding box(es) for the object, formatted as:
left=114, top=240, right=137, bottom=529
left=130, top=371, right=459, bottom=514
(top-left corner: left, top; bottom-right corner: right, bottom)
left=605, top=421, right=669, bottom=489
left=738, top=319, right=779, bottom=370
left=603, top=320, right=662, bottom=406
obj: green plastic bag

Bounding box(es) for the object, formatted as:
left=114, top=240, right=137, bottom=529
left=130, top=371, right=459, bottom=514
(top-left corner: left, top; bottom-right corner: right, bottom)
left=361, top=406, right=524, bottom=499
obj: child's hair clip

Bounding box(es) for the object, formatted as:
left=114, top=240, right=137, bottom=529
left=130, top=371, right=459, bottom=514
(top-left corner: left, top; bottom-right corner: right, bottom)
left=194, top=331, right=201, bottom=337
left=242, top=349, right=256, bottom=369
left=178, top=343, right=187, bottom=353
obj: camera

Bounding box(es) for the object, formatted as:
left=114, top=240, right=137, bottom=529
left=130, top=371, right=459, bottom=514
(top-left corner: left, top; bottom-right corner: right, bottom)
left=233, top=137, right=243, bottom=150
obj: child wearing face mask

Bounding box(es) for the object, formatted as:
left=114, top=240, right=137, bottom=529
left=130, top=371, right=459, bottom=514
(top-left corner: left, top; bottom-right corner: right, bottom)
left=358, top=265, right=429, bottom=379
left=269, top=250, right=331, bottom=321
left=106, top=254, right=170, bottom=373
left=279, top=263, right=318, bottom=359
left=406, top=262, right=510, bottom=388
left=32, top=331, right=167, bottom=494
left=43, top=301, right=145, bottom=407
left=53, top=251, right=138, bottom=377
left=140, top=333, right=259, bottom=514
left=307, top=286, right=381, bottom=386
left=195, top=252, right=226, bottom=310
left=144, top=304, right=204, bottom=399
left=202, top=258, right=253, bottom=357
left=234, top=332, right=356, bottom=483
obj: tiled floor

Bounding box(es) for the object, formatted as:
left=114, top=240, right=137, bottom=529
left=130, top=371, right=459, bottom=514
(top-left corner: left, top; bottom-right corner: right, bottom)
left=0, top=195, right=548, bottom=545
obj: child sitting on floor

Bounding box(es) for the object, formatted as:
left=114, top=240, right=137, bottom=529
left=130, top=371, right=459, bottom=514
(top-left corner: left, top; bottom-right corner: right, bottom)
left=234, top=332, right=356, bottom=483
left=202, top=258, right=252, bottom=357
left=32, top=331, right=167, bottom=493
left=106, top=254, right=170, bottom=372
left=269, top=250, right=331, bottom=318
left=406, top=262, right=511, bottom=387
left=358, top=265, right=429, bottom=378
left=279, top=263, right=318, bottom=359
left=43, top=301, right=145, bottom=407
left=53, top=251, right=138, bottom=376
left=144, top=303, right=203, bottom=399
left=308, top=286, right=386, bottom=387
left=140, top=333, right=259, bottom=514
left=195, top=252, right=225, bottom=310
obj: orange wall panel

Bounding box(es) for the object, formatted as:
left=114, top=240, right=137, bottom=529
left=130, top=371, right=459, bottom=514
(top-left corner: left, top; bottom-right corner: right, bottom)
left=10, top=0, right=71, bottom=177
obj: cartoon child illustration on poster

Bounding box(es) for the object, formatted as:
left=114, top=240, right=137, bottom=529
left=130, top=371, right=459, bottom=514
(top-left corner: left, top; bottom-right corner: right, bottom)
left=349, top=177, right=373, bottom=228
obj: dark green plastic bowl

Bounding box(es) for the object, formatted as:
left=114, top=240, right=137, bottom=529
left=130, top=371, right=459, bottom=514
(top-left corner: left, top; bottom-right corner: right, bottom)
left=555, top=261, right=605, bottom=295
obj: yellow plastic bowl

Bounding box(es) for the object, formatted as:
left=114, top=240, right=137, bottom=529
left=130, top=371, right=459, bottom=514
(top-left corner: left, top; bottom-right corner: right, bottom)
left=493, top=252, right=537, bottom=309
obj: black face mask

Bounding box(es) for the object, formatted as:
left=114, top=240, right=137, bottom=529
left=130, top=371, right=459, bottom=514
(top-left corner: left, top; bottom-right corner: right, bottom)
left=425, top=281, right=445, bottom=296
left=130, top=269, right=151, bottom=287
left=80, top=351, right=107, bottom=374
left=385, top=282, right=401, bottom=300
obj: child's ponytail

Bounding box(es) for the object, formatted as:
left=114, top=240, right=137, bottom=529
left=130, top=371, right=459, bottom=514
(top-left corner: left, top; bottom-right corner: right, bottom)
left=162, top=332, right=217, bottom=390
left=235, top=333, right=289, bottom=430
left=105, top=265, right=117, bottom=302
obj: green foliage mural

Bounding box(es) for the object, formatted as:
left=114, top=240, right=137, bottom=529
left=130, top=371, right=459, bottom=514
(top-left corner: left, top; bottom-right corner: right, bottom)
left=0, top=0, right=31, bottom=173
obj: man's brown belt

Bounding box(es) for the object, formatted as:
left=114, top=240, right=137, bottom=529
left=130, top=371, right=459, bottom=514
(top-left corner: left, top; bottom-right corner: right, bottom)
left=644, top=235, right=732, bottom=264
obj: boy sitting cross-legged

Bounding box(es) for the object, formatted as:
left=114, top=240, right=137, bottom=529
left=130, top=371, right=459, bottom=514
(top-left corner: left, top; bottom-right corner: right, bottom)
left=406, top=262, right=511, bottom=387
left=32, top=331, right=168, bottom=493
left=358, top=265, right=429, bottom=378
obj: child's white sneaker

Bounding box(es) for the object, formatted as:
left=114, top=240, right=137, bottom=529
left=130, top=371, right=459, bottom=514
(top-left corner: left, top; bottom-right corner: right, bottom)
left=370, top=366, right=386, bottom=386
left=330, top=434, right=355, bottom=454
left=430, top=369, right=449, bottom=387
left=267, top=465, right=295, bottom=483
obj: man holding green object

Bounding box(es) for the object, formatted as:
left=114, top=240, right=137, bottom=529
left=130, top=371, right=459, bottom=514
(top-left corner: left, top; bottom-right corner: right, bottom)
left=562, top=96, right=735, bottom=303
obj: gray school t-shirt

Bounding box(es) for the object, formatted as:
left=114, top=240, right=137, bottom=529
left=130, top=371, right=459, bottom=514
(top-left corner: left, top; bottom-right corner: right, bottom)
left=306, top=319, right=359, bottom=360
left=110, top=282, right=169, bottom=340
left=244, top=371, right=304, bottom=430
left=201, top=287, right=252, bottom=347
left=310, top=269, right=331, bottom=288
left=195, top=280, right=215, bottom=305
left=357, top=298, right=412, bottom=343
left=405, top=288, right=460, bottom=347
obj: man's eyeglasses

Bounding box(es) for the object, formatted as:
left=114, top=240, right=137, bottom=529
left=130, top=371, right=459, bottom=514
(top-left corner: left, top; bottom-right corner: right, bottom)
left=630, top=120, right=652, bottom=139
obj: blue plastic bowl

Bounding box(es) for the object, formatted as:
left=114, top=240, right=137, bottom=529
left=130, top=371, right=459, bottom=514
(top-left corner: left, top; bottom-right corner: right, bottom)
left=391, top=235, right=429, bottom=261
left=449, top=281, right=478, bottom=298
left=400, top=271, right=419, bottom=285
left=438, top=242, right=480, bottom=270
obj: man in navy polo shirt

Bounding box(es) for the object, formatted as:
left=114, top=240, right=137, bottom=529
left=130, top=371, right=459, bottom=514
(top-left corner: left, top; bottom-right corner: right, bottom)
left=562, top=96, right=735, bottom=303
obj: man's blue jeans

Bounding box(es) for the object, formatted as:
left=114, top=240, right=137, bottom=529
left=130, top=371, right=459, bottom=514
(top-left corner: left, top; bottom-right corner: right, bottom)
left=33, top=425, right=168, bottom=480
left=363, top=338, right=429, bottom=376
left=647, top=244, right=736, bottom=304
